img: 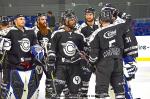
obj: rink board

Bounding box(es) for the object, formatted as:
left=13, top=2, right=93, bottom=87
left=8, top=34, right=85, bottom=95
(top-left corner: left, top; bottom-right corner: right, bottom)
left=136, top=36, right=150, bottom=61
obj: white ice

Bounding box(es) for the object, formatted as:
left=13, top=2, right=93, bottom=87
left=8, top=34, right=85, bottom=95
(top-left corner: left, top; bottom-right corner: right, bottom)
left=9, top=62, right=150, bottom=99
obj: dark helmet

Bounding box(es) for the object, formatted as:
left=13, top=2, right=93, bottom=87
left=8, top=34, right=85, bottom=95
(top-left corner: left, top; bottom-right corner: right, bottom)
left=0, top=16, right=10, bottom=26
left=14, top=14, right=24, bottom=20
left=61, top=9, right=77, bottom=29
left=60, top=10, right=73, bottom=25
left=0, top=16, right=9, bottom=23
left=36, top=13, right=46, bottom=19
left=99, top=9, right=112, bottom=22
left=84, top=7, right=95, bottom=14
left=102, top=3, right=118, bottom=18
left=36, top=13, right=47, bottom=22
left=104, top=3, right=113, bottom=7
left=63, top=9, right=76, bottom=21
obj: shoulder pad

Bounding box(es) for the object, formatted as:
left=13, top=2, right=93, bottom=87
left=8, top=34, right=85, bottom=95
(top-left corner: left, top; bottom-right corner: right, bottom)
left=24, top=27, right=33, bottom=30
left=0, top=27, right=13, bottom=36
left=113, top=17, right=125, bottom=25
left=79, top=22, right=87, bottom=29
left=51, top=29, right=65, bottom=38
left=74, top=31, right=86, bottom=42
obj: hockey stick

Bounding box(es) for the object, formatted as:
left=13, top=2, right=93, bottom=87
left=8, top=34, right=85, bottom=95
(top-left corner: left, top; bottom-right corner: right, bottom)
left=124, top=75, right=133, bottom=99
left=51, top=71, right=57, bottom=96
left=75, top=45, right=94, bottom=69
left=35, top=60, right=57, bottom=96
left=42, top=41, right=58, bottom=96
left=0, top=50, right=6, bottom=64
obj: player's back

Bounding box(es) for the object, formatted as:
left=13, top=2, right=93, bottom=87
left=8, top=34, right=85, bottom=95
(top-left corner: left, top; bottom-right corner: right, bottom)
left=91, top=23, right=126, bottom=59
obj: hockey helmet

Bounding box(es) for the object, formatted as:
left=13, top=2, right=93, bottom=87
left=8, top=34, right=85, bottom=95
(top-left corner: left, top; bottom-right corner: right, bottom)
left=0, top=16, right=9, bottom=25
left=102, top=3, right=118, bottom=18
left=63, top=9, right=76, bottom=21
left=84, top=7, right=95, bottom=14
left=99, top=8, right=113, bottom=22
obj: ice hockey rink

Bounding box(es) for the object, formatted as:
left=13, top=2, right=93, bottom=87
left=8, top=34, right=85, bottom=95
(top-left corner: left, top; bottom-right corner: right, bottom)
left=8, top=36, right=150, bottom=99
left=1, top=0, right=150, bottom=99
left=8, top=61, right=150, bottom=99
left=36, top=61, right=150, bottom=99
left=38, top=36, right=150, bottom=99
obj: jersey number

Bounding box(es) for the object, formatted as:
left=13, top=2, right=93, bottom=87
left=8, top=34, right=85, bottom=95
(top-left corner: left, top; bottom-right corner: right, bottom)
left=109, top=39, right=116, bottom=47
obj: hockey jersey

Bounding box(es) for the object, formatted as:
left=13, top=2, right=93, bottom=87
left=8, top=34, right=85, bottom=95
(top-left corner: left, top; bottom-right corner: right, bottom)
left=50, top=29, right=86, bottom=64
left=4, top=26, right=37, bottom=70
left=114, top=16, right=138, bottom=58
left=0, top=27, right=13, bottom=36
left=37, top=30, right=52, bottom=53
left=89, top=23, right=131, bottom=63
left=78, top=21, right=99, bottom=40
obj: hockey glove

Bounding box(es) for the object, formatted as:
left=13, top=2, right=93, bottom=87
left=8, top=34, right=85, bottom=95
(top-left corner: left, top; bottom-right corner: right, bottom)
left=123, top=56, right=137, bottom=81
left=71, top=51, right=86, bottom=63
left=80, top=58, right=96, bottom=73
left=124, top=62, right=137, bottom=81
left=47, top=52, right=56, bottom=64
left=118, top=12, right=131, bottom=20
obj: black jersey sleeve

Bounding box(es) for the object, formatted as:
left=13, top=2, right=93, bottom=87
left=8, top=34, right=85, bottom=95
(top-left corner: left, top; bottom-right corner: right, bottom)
left=31, top=31, right=38, bottom=45
left=78, top=34, right=86, bottom=52
left=89, top=33, right=100, bottom=64
left=123, top=23, right=138, bottom=58
left=50, top=32, right=60, bottom=54
left=36, top=31, right=40, bottom=42
left=4, top=30, right=11, bottom=39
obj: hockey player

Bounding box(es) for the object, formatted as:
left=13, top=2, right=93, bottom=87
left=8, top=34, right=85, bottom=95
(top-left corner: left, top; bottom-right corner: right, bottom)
left=58, top=9, right=80, bottom=31
left=78, top=7, right=99, bottom=98
left=49, top=10, right=86, bottom=98
left=36, top=13, right=55, bottom=98
left=102, top=4, right=138, bottom=98
left=79, top=7, right=99, bottom=39
left=1, top=14, right=42, bottom=99
left=89, top=9, right=128, bottom=99
left=32, top=13, right=50, bottom=36
left=0, top=17, right=12, bottom=98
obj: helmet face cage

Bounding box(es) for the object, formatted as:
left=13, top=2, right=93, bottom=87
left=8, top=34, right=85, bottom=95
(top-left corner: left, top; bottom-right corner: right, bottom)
left=63, top=9, right=77, bottom=26
left=64, top=9, right=76, bottom=20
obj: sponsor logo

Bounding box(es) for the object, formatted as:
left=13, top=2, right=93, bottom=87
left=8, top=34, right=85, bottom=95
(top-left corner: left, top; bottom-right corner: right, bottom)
left=103, top=30, right=116, bottom=39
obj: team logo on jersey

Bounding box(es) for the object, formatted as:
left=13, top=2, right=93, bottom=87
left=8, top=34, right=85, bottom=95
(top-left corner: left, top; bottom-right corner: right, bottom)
left=35, top=65, right=43, bottom=74
left=18, top=38, right=30, bottom=52
left=103, top=29, right=116, bottom=39
left=62, top=41, right=76, bottom=56
left=73, top=76, right=81, bottom=85
left=39, top=37, right=49, bottom=48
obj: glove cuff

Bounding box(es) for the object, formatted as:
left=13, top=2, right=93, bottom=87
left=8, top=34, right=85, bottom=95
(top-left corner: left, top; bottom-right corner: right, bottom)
left=123, top=56, right=135, bottom=64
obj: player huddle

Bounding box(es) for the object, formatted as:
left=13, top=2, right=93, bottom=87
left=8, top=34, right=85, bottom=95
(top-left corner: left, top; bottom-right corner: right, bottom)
left=0, top=3, right=138, bottom=99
